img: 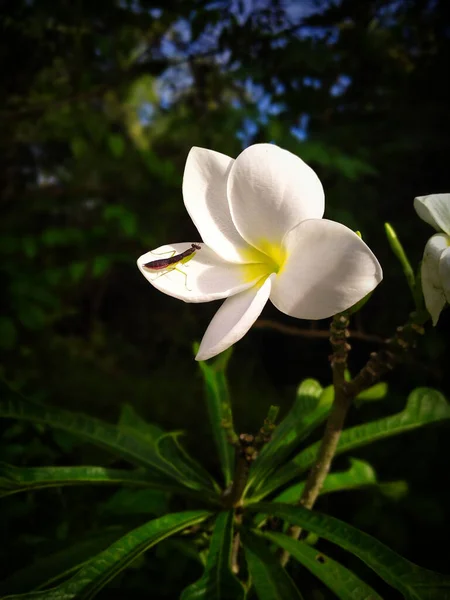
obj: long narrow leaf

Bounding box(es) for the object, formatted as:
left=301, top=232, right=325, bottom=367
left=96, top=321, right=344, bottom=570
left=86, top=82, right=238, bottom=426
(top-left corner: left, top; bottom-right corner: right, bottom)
left=0, top=464, right=172, bottom=498
left=0, top=384, right=217, bottom=495
left=118, top=405, right=218, bottom=491
left=246, top=380, right=332, bottom=496
left=0, top=530, right=125, bottom=595
left=256, top=388, right=450, bottom=499
left=263, top=531, right=383, bottom=600
left=251, top=459, right=377, bottom=528
left=157, top=432, right=220, bottom=493
left=181, top=510, right=245, bottom=599
left=197, top=349, right=236, bottom=487
left=3, top=511, right=211, bottom=600
left=0, top=390, right=156, bottom=467
left=250, top=503, right=450, bottom=600
left=242, top=531, right=304, bottom=600
left=117, top=403, right=164, bottom=441
left=272, top=459, right=377, bottom=505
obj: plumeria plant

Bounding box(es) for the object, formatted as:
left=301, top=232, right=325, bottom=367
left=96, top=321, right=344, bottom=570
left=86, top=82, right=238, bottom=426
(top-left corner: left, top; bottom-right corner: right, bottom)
left=1, top=146, right=449, bottom=599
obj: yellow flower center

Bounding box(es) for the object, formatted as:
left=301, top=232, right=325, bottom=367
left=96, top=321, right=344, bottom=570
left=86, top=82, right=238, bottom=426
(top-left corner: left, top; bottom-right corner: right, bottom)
left=240, top=239, right=287, bottom=283
left=256, top=239, right=287, bottom=274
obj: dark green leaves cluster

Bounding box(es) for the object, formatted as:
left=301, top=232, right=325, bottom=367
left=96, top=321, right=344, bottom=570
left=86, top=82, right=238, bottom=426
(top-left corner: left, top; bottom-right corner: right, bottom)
left=0, top=383, right=219, bottom=501
left=2, top=511, right=211, bottom=600
left=1, top=359, right=450, bottom=599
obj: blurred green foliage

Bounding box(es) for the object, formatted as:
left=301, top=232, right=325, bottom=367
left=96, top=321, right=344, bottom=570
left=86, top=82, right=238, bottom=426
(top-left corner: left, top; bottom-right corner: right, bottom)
left=1, top=0, right=450, bottom=597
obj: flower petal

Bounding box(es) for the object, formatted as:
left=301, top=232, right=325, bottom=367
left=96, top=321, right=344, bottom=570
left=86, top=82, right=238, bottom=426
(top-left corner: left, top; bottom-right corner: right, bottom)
left=439, top=246, right=450, bottom=303
left=421, top=234, right=448, bottom=325
left=137, top=243, right=268, bottom=303
left=414, top=194, right=450, bottom=235
left=195, top=274, right=275, bottom=361
left=227, top=143, right=325, bottom=252
left=183, top=147, right=262, bottom=263
left=271, top=219, right=383, bottom=319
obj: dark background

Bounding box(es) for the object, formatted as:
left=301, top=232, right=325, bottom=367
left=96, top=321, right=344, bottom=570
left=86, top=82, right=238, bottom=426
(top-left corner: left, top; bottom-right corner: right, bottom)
left=1, top=0, right=449, bottom=597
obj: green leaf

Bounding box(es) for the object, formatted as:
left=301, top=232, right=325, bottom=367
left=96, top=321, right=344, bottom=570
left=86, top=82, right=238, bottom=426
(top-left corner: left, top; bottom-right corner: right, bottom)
left=0, top=389, right=152, bottom=467
left=157, top=432, right=220, bottom=494
left=272, top=459, right=377, bottom=505
left=0, top=464, right=162, bottom=498
left=181, top=511, right=245, bottom=600
left=117, top=403, right=164, bottom=442
left=356, top=382, right=388, bottom=403
left=378, top=480, right=409, bottom=501
left=242, top=531, right=304, bottom=600
left=250, top=504, right=450, bottom=600
left=252, top=460, right=377, bottom=528
left=257, top=388, right=450, bottom=498
left=0, top=530, right=124, bottom=595
left=196, top=347, right=236, bottom=487
left=0, top=384, right=218, bottom=497
left=2, top=511, right=211, bottom=600
left=263, top=532, right=383, bottom=600
left=246, top=380, right=332, bottom=496
left=119, top=405, right=218, bottom=494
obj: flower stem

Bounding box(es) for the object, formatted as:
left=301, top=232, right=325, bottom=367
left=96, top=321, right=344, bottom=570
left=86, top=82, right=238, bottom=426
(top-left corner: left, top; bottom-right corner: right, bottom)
left=299, top=314, right=352, bottom=510
left=223, top=449, right=250, bottom=508
left=384, top=222, right=417, bottom=304
left=345, top=310, right=428, bottom=397
left=280, top=309, right=428, bottom=567
left=280, top=313, right=351, bottom=565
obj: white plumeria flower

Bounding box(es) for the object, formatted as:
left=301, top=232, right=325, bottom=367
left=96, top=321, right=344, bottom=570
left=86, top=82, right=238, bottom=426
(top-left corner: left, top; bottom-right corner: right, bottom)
left=414, top=193, right=450, bottom=325
left=138, top=144, right=383, bottom=361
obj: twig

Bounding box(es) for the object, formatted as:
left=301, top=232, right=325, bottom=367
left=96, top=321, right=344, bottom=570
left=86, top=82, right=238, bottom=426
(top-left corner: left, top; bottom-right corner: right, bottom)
left=223, top=405, right=280, bottom=509
left=226, top=407, right=281, bottom=571
left=344, top=312, right=428, bottom=397
left=223, top=449, right=251, bottom=509
left=254, top=319, right=384, bottom=344
left=280, top=313, right=352, bottom=566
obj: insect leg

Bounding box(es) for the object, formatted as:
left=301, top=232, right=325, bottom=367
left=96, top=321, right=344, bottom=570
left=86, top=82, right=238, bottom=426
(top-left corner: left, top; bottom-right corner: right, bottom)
left=149, top=265, right=175, bottom=281
left=150, top=249, right=177, bottom=258
left=148, top=263, right=192, bottom=292
left=174, top=266, right=192, bottom=291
